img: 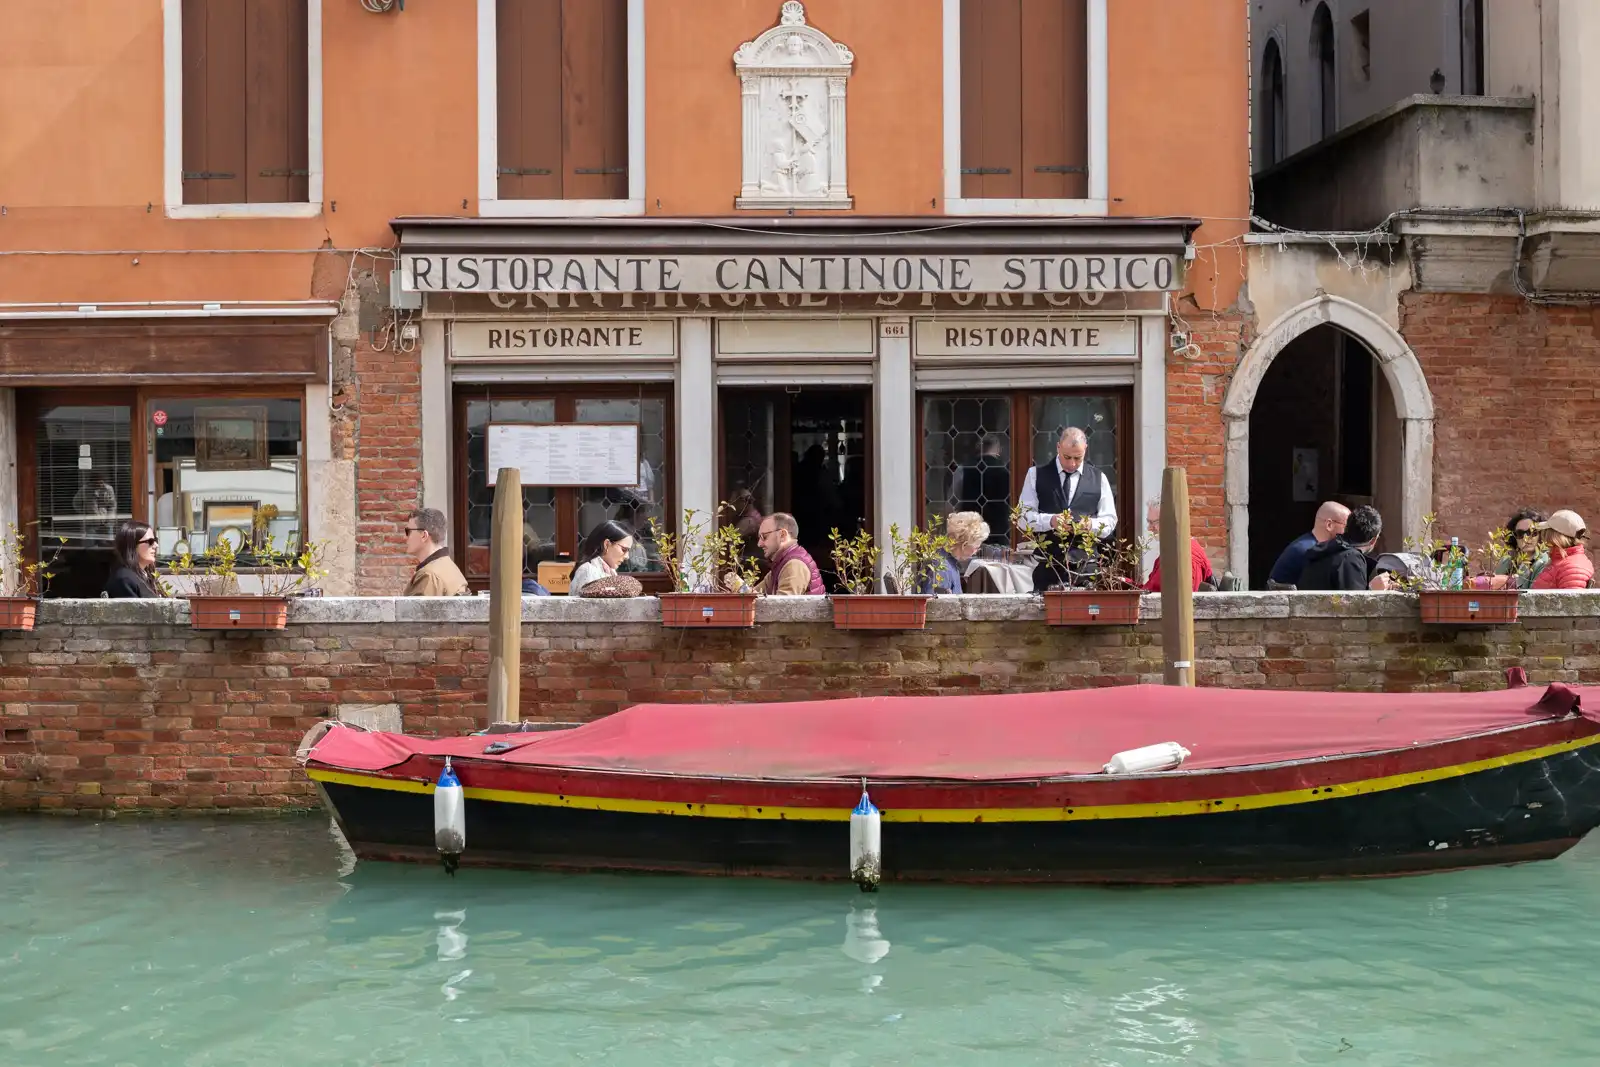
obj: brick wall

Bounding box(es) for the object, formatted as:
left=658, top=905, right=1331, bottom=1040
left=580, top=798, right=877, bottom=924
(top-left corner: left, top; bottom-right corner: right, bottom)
left=1165, top=298, right=1254, bottom=569
left=1403, top=292, right=1600, bottom=546
left=3, top=594, right=1597, bottom=814
left=351, top=328, right=424, bottom=595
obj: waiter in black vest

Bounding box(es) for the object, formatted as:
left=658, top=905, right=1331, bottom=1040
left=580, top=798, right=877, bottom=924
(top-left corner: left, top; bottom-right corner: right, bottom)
left=1017, top=426, right=1118, bottom=591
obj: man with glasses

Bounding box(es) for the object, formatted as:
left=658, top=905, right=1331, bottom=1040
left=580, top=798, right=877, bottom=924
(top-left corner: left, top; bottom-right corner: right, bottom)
left=401, top=508, right=469, bottom=597
left=1266, top=501, right=1351, bottom=589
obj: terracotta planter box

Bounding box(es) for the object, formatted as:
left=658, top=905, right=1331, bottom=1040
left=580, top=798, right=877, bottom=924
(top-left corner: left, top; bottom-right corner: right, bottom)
left=831, top=595, right=930, bottom=631
left=0, top=597, right=38, bottom=631
left=1043, top=589, right=1143, bottom=626
left=659, top=592, right=758, bottom=629
left=1418, top=589, right=1520, bottom=626
left=189, top=595, right=290, bottom=630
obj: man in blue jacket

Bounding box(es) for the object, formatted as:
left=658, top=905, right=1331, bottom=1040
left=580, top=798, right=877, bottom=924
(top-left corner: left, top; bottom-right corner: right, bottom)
left=1266, top=501, right=1350, bottom=588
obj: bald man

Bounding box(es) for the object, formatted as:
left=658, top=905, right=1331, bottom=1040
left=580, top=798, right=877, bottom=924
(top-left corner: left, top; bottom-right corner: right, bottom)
left=1267, top=501, right=1351, bottom=587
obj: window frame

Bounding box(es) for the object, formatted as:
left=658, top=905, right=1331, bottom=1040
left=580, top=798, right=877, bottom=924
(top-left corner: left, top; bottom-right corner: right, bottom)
left=17, top=385, right=311, bottom=579
left=141, top=389, right=310, bottom=563
left=476, top=0, right=646, bottom=218
left=941, top=0, right=1108, bottom=216
left=161, top=0, right=324, bottom=220
left=915, top=387, right=1134, bottom=544
left=451, top=383, right=675, bottom=590
left=1261, top=36, right=1287, bottom=168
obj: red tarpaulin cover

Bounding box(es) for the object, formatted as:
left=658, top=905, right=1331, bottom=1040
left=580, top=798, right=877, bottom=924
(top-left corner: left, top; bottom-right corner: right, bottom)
left=308, top=683, right=1590, bottom=782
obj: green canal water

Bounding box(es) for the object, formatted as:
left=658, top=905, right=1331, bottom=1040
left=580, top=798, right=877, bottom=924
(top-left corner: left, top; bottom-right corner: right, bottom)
left=3, top=817, right=1599, bottom=1066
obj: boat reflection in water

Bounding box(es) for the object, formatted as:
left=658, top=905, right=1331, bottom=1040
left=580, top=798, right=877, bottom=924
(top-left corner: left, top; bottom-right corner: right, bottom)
left=301, top=679, right=1600, bottom=885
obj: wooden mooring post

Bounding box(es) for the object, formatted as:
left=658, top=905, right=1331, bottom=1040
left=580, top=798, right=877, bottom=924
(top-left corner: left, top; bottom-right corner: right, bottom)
left=487, top=466, right=522, bottom=723
left=1159, top=467, right=1196, bottom=687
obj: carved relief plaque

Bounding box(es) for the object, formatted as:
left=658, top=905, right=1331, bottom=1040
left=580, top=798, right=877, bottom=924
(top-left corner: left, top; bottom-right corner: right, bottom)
left=733, top=1, right=854, bottom=210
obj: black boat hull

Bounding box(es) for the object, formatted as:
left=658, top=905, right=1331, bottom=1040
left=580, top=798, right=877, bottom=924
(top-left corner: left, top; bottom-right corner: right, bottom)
left=314, top=743, right=1600, bottom=884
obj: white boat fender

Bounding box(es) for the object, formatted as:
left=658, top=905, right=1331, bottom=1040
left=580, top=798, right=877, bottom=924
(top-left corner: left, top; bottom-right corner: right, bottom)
left=434, top=757, right=466, bottom=875
left=850, top=788, right=882, bottom=892
left=1102, top=742, right=1192, bottom=775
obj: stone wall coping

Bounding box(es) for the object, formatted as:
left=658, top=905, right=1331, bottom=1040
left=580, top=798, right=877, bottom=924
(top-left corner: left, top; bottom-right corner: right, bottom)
left=28, top=591, right=1600, bottom=626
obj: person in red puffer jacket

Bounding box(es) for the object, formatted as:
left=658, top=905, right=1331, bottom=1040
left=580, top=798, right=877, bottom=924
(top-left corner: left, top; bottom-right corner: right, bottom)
left=1531, top=510, right=1593, bottom=590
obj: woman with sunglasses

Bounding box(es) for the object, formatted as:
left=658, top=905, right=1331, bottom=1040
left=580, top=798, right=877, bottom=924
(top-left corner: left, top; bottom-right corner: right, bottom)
left=104, top=520, right=165, bottom=598
left=1492, top=507, right=1549, bottom=589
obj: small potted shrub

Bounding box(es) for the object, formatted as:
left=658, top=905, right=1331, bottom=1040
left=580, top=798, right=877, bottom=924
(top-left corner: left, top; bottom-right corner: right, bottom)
left=1402, top=515, right=1520, bottom=626
left=652, top=509, right=762, bottom=628
left=828, top=522, right=944, bottom=631
left=0, top=524, right=65, bottom=631
left=1018, top=506, right=1151, bottom=626
left=177, top=535, right=325, bottom=630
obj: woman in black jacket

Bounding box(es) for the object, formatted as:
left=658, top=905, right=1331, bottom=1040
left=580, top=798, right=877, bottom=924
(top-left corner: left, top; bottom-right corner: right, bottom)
left=104, top=520, right=163, bottom=598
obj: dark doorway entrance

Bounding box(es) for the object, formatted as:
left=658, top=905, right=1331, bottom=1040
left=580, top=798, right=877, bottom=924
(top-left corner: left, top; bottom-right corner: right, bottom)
left=1247, top=325, right=1402, bottom=587
left=720, top=387, right=871, bottom=592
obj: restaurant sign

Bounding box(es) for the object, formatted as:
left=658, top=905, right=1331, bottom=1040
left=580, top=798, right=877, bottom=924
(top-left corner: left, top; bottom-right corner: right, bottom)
left=915, top=319, right=1138, bottom=359
left=401, top=253, right=1180, bottom=295
left=451, top=320, right=675, bottom=360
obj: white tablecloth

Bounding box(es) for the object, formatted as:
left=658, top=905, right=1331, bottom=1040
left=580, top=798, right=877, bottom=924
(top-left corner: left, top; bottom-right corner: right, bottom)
left=963, top=557, right=1035, bottom=593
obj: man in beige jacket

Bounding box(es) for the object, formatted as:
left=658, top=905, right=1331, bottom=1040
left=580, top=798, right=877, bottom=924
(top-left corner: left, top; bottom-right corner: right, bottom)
left=401, top=507, right=470, bottom=596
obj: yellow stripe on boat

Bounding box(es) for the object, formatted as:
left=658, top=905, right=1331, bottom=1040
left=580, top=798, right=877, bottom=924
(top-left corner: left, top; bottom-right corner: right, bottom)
left=307, top=733, right=1600, bottom=823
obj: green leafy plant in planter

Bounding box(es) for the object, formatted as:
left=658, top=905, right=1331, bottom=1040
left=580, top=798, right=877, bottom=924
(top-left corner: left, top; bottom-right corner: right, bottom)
left=825, top=521, right=950, bottom=631
left=171, top=535, right=325, bottom=630
left=649, top=509, right=763, bottom=627
left=1013, top=503, right=1152, bottom=625
left=829, top=527, right=880, bottom=596
left=1399, top=515, right=1521, bottom=626
left=886, top=518, right=953, bottom=596
left=0, top=524, right=65, bottom=631
left=829, top=526, right=928, bottom=630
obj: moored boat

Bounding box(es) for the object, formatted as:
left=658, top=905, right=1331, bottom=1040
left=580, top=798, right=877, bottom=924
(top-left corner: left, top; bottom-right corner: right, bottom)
left=299, top=679, right=1600, bottom=885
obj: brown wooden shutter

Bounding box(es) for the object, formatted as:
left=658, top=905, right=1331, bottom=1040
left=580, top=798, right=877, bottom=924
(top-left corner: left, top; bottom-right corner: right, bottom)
left=182, top=0, right=307, bottom=206
left=183, top=0, right=248, bottom=205
left=960, top=0, right=1087, bottom=201
left=560, top=0, right=628, bottom=200
left=245, top=0, right=310, bottom=203
left=1020, top=0, right=1087, bottom=199
left=498, top=0, right=563, bottom=200
left=498, top=0, right=627, bottom=201
left=960, top=0, right=1022, bottom=199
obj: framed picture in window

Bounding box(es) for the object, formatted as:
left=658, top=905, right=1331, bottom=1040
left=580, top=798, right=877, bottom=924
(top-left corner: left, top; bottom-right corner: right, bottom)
left=195, top=406, right=269, bottom=471
left=202, top=501, right=258, bottom=531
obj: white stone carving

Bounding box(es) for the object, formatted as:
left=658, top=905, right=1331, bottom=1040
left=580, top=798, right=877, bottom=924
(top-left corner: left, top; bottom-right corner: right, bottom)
left=733, top=1, right=854, bottom=210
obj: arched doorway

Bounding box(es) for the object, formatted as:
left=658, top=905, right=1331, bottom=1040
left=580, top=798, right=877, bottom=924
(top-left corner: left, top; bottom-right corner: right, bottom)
left=1222, top=296, right=1435, bottom=586
left=1246, top=325, right=1402, bottom=586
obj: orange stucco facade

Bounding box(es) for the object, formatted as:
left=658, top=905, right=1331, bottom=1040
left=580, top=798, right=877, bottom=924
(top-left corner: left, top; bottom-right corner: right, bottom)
left=0, top=0, right=1252, bottom=596
left=0, top=0, right=1246, bottom=307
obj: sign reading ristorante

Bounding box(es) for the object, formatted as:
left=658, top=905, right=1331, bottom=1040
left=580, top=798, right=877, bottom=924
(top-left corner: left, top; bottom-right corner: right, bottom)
left=401, top=253, right=1180, bottom=294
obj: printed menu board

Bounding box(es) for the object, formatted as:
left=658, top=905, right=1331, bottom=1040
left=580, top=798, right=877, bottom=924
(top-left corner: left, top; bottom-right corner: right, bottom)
left=486, top=423, right=640, bottom=487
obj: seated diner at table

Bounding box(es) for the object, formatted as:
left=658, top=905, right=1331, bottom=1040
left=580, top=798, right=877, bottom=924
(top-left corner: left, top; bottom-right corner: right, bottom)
left=919, top=512, right=989, bottom=595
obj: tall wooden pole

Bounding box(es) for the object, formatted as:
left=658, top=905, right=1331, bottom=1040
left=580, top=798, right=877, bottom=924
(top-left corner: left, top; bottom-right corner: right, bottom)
left=1159, top=467, right=1196, bottom=687
left=487, top=466, right=522, bottom=724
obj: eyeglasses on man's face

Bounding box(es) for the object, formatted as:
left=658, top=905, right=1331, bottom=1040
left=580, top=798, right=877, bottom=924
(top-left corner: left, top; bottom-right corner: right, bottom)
left=403, top=526, right=426, bottom=536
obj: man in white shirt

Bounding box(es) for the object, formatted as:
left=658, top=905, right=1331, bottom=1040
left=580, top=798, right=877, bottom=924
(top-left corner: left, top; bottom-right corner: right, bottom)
left=1017, top=426, right=1118, bottom=591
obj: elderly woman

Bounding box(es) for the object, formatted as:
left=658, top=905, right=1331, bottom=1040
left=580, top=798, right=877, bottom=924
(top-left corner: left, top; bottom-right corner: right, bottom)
left=920, top=511, right=989, bottom=594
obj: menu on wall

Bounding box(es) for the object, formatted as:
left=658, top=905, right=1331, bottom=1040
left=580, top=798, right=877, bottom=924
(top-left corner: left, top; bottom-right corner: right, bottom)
left=486, top=423, right=640, bottom=487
